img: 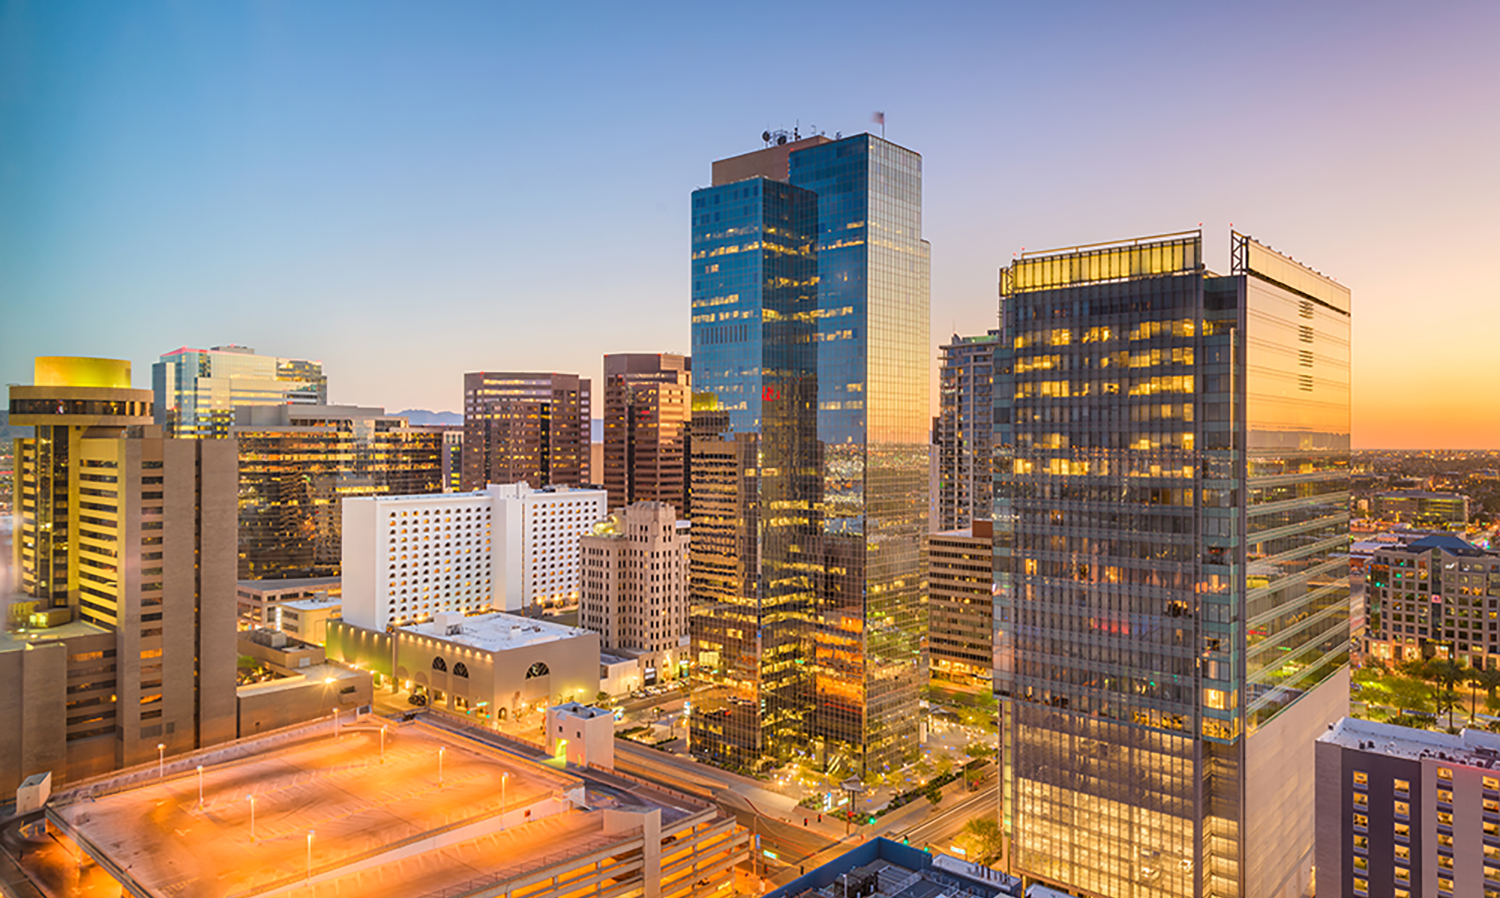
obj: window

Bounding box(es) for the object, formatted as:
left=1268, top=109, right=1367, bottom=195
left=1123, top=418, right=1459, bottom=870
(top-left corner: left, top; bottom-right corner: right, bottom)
left=1394, top=778, right=1410, bottom=793
left=453, top=662, right=469, bottom=679
left=525, top=662, right=550, bottom=679
left=432, top=657, right=448, bottom=672
left=1395, top=801, right=1410, bottom=817
left=1353, top=771, right=1368, bottom=786
left=1439, top=767, right=1454, bottom=781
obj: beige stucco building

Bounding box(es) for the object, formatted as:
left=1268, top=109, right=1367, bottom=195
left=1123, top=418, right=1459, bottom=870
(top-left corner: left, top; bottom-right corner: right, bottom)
left=580, top=502, right=690, bottom=685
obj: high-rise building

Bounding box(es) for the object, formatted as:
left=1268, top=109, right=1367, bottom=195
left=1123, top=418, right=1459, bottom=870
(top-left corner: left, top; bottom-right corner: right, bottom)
left=5, top=357, right=237, bottom=790
left=602, top=353, right=691, bottom=514
left=1373, top=489, right=1470, bottom=527
left=462, top=372, right=590, bottom=491
left=1364, top=533, right=1499, bottom=667
left=928, top=522, right=995, bottom=691
left=232, top=404, right=443, bottom=580
left=993, top=231, right=1351, bottom=898
left=937, top=331, right=1001, bottom=531
left=152, top=345, right=326, bottom=438
left=580, top=502, right=691, bottom=683
left=688, top=132, right=930, bottom=775
left=1315, top=716, right=1500, bottom=898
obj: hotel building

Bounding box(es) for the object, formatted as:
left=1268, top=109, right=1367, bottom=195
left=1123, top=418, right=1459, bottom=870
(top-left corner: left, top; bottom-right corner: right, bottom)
left=152, top=344, right=326, bottom=439
left=462, top=372, right=590, bottom=490
left=602, top=353, right=691, bottom=514
left=342, top=481, right=606, bottom=630
left=994, top=232, right=1351, bottom=898
left=581, top=501, right=691, bottom=684
left=1316, top=716, right=1500, bottom=898
left=688, top=132, right=930, bottom=775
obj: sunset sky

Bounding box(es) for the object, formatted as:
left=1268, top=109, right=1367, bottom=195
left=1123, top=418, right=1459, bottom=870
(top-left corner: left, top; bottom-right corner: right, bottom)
left=2, top=1, right=1497, bottom=448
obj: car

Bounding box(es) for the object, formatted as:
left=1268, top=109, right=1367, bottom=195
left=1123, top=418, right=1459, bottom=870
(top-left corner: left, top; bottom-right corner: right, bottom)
left=407, top=693, right=428, bottom=706
left=632, top=691, right=647, bottom=700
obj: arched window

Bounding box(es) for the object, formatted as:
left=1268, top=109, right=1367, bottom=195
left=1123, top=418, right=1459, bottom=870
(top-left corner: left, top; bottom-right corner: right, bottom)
left=525, top=661, right=550, bottom=679
left=453, top=662, right=469, bottom=679
left=432, top=657, right=448, bottom=672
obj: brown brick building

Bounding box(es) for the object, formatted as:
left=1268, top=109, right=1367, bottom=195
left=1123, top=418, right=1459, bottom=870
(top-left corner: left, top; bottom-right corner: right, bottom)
left=462, top=372, right=590, bottom=490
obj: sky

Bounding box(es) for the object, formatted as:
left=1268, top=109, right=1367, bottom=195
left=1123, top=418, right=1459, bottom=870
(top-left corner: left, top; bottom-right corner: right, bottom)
left=2, top=1, right=1497, bottom=449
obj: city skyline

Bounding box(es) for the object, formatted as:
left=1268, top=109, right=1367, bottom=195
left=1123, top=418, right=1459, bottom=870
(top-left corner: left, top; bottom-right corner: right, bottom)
left=3, top=2, right=1498, bottom=451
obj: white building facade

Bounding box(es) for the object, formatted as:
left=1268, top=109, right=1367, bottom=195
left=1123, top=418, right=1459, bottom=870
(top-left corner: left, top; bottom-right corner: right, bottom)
left=342, top=482, right=606, bottom=630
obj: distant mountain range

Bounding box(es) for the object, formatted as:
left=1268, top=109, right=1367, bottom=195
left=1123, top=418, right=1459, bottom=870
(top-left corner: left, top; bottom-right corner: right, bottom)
left=0, top=411, right=32, bottom=440
left=395, top=409, right=463, bottom=426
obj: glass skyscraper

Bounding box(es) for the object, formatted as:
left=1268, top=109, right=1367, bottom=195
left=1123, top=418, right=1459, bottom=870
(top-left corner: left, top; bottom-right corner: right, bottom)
left=688, top=133, right=929, bottom=777
left=993, top=231, right=1350, bottom=898
left=153, top=345, right=326, bottom=438
left=937, top=330, right=1002, bottom=531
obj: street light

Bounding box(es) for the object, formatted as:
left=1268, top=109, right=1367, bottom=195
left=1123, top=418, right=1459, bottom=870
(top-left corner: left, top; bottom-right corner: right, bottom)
left=501, top=772, right=509, bottom=829
left=157, top=743, right=166, bottom=779
left=380, top=726, right=387, bottom=764
left=306, top=830, right=314, bottom=884
left=439, top=746, right=446, bottom=788
left=247, top=795, right=256, bottom=843
left=330, top=707, right=340, bottom=738
left=197, top=765, right=204, bottom=809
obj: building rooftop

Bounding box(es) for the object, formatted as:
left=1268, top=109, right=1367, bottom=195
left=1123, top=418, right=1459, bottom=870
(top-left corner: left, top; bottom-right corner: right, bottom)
left=1320, top=716, right=1500, bottom=767
left=1377, top=490, right=1467, bottom=500
left=238, top=576, right=342, bottom=593
left=933, top=528, right=976, bottom=539
left=399, top=611, right=591, bottom=653
left=767, top=838, right=1019, bottom=898
left=235, top=661, right=362, bottom=697
left=0, top=618, right=112, bottom=653
left=1404, top=534, right=1492, bottom=557
left=280, top=597, right=343, bottom=612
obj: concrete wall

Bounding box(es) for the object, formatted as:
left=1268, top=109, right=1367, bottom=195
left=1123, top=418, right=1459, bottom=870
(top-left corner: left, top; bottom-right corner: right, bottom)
left=1244, top=666, right=1351, bottom=898
left=237, top=669, right=373, bottom=738
left=545, top=704, right=614, bottom=769
left=396, top=626, right=601, bottom=717
left=198, top=437, right=240, bottom=748
left=0, top=641, right=67, bottom=795
left=1313, top=740, right=1345, bottom=898
left=326, top=619, right=394, bottom=680
left=239, top=634, right=324, bottom=673
left=340, top=494, right=378, bottom=628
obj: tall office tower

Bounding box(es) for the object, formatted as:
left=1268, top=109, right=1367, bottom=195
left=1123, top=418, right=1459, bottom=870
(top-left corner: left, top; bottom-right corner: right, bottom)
left=993, top=232, right=1351, bottom=898
left=937, top=331, right=1001, bottom=530
left=439, top=426, right=464, bottom=491
left=232, top=404, right=443, bottom=580
left=462, top=372, right=590, bottom=491
left=602, top=353, right=692, bottom=514
left=152, top=344, right=326, bottom=438
left=7, top=357, right=237, bottom=784
left=688, top=132, right=930, bottom=776
left=580, top=502, right=691, bottom=683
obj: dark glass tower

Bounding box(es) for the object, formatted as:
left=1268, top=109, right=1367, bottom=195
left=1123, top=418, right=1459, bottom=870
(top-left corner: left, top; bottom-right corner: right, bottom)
left=688, top=133, right=930, bottom=777
left=993, top=231, right=1351, bottom=898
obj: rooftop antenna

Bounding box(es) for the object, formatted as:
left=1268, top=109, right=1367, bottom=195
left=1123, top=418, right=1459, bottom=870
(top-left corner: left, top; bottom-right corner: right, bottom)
left=872, top=111, right=886, bottom=139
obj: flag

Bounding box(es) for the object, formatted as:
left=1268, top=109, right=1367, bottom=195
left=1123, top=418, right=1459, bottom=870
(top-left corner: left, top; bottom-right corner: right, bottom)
left=872, top=111, right=885, bottom=126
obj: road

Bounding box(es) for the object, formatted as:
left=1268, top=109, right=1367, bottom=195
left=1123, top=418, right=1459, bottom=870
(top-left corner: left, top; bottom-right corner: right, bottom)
left=896, top=783, right=999, bottom=851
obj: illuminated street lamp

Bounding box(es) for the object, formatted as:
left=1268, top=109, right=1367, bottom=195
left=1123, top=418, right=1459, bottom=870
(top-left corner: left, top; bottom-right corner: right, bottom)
left=157, top=743, right=166, bottom=779
left=439, top=746, right=446, bottom=788
left=501, top=772, right=509, bottom=829
left=380, top=726, right=387, bottom=763
left=306, top=830, right=314, bottom=884
left=197, top=765, right=204, bottom=809
left=247, top=794, right=256, bottom=843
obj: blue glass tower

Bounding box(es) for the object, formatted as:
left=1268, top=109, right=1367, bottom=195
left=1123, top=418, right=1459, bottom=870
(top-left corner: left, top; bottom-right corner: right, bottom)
left=689, top=134, right=930, bottom=777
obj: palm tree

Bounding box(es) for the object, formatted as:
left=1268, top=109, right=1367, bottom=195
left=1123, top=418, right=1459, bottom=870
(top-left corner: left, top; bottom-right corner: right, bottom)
left=1469, top=666, right=1500, bottom=722
left=1406, top=658, right=1468, bottom=729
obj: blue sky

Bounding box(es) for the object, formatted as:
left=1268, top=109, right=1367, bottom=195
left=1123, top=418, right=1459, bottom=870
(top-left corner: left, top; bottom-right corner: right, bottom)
left=2, top=0, right=1497, bottom=447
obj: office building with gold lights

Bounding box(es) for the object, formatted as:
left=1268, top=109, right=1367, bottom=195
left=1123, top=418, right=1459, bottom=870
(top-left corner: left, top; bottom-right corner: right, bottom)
left=4, top=357, right=237, bottom=794
left=152, top=344, right=326, bottom=438
left=993, top=232, right=1351, bottom=898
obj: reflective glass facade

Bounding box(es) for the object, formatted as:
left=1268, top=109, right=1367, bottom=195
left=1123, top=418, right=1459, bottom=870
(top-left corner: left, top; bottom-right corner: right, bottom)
left=994, top=232, right=1349, bottom=898
left=689, top=134, right=930, bottom=777
left=938, top=331, right=1001, bottom=531
left=153, top=346, right=326, bottom=439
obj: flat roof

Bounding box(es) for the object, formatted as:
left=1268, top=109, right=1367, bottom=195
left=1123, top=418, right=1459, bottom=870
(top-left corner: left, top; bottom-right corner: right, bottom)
left=235, top=662, right=363, bottom=697
left=399, top=611, right=592, bottom=653
left=238, top=576, right=341, bottom=593
left=0, top=618, right=112, bottom=653
left=1320, top=716, right=1500, bottom=766
left=43, top=716, right=703, bottom=898
left=280, top=597, right=342, bottom=612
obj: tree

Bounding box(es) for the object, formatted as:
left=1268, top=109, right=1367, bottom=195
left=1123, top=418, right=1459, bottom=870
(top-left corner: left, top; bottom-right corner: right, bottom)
left=1411, top=659, right=1468, bottom=728
left=962, top=817, right=1004, bottom=865
left=595, top=691, right=613, bottom=707
left=1386, top=677, right=1434, bottom=720
left=1469, top=666, right=1500, bottom=721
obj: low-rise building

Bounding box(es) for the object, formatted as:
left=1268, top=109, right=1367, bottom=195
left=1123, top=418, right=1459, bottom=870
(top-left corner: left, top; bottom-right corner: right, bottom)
left=279, top=597, right=342, bottom=644
left=328, top=610, right=600, bottom=721
left=1365, top=534, right=1500, bottom=667
left=235, top=576, right=341, bottom=632
left=1316, top=716, right=1500, bottom=898
left=581, top=502, right=690, bottom=684
left=545, top=702, right=615, bottom=769
left=767, top=837, right=1020, bottom=898
left=1374, top=490, right=1470, bottom=528
left=235, top=629, right=372, bottom=738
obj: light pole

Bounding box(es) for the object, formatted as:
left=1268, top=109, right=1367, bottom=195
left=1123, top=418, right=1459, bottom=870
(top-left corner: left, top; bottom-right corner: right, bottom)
left=247, top=795, right=256, bottom=843
left=197, top=765, right=204, bottom=809
left=380, top=726, right=387, bottom=764
left=438, top=746, right=445, bottom=788
left=306, top=830, right=314, bottom=884
left=330, top=707, right=339, bottom=738
left=157, top=743, right=166, bottom=780
left=501, top=772, right=509, bottom=829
